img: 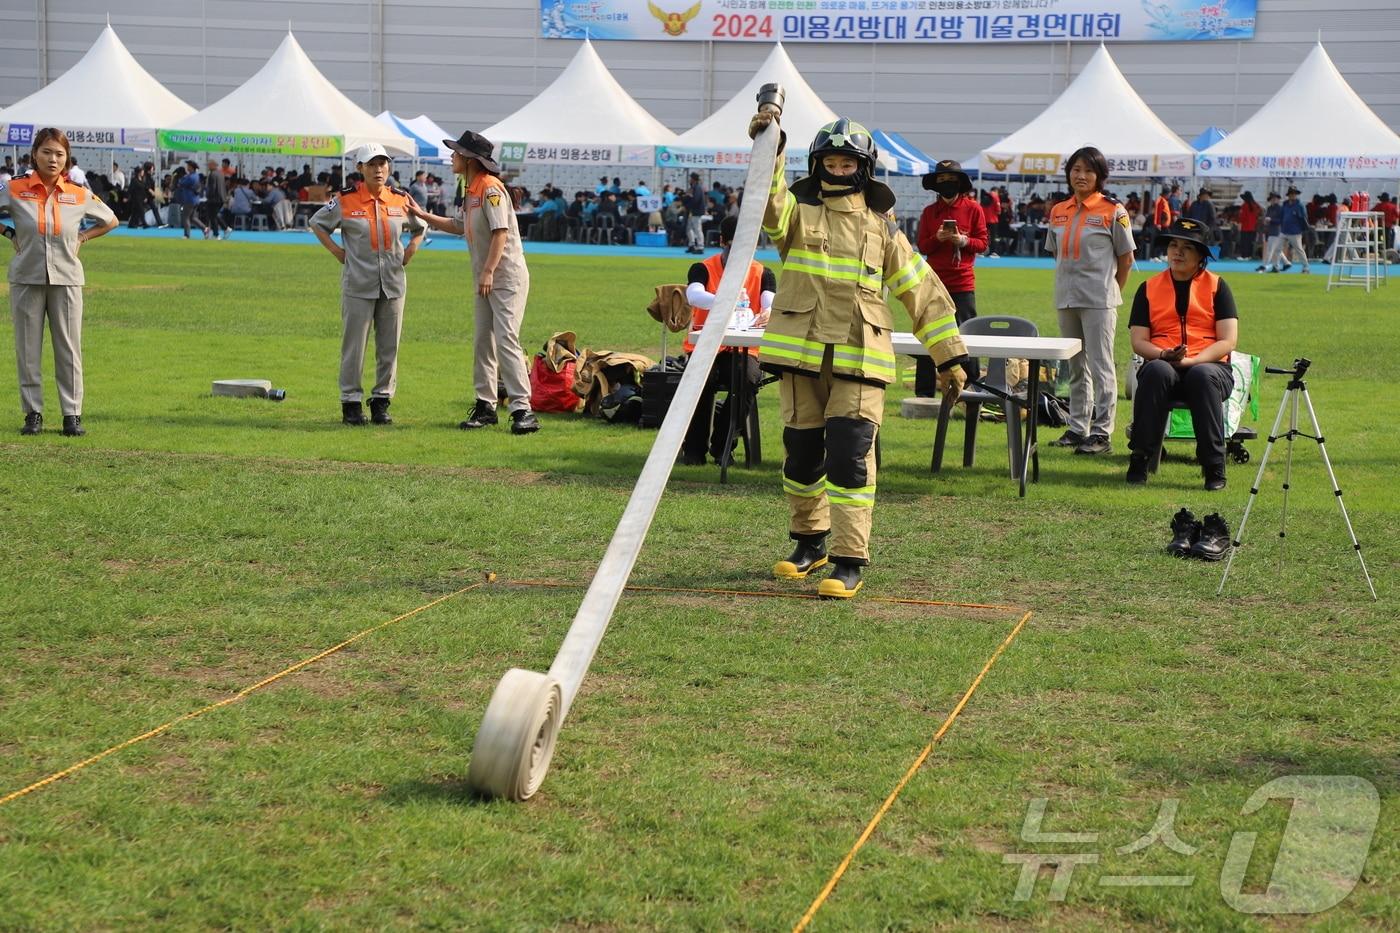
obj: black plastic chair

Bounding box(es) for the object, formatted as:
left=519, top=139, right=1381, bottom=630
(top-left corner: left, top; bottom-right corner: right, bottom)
left=931, top=315, right=1039, bottom=479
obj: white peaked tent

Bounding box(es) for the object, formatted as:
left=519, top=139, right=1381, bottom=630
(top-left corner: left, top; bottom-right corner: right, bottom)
left=165, top=32, right=412, bottom=156
left=399, top=114, right=456, bottom=162
left=0, top=25, right=194, bottom=149
left=376, top=110, right=447, bottom=160
left=1197, top=43, right=1400, bottom=178
left=482, top=39, right=675, bottom=166
left=979, top=45, right=1194, bottom=178
left=671, top=44, right=854, bottom=170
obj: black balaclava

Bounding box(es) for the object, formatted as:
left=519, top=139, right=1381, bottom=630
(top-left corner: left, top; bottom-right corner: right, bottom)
left=816, top=164, right=865, bottom=198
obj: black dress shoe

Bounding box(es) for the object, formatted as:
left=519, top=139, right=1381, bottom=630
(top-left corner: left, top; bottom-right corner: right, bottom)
left=61, top=415, right=85, bottom=437
left=368, top=397, right=392, bottom=425
left=342, top=401, right=367, bottom=426
left=459, top=400, right=498, bottom=430
left=1203, top=464, right=1227, bottom=491
left=20, top=412, right=42, bottom=435
left=1191, top=512, right=1231, bottom=561
left=510, top=410, right=540, bottom=434
left=773, top=535, right=828, bottom=579
left=1167, top=508, right=1199, bottom=558
left=818, top=558, right=864, bottom=599
left=1126, top=454, right=1150, bottom=485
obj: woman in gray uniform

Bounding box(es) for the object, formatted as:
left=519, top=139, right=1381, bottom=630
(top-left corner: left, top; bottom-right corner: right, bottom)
left=1, top=128, right=118, bottom=436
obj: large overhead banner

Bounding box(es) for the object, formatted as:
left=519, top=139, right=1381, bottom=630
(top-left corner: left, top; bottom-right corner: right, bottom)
left=540, top=0, right=1257, bottom=43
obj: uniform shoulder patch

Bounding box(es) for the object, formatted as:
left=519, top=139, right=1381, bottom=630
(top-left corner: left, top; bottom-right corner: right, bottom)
left=485, top=188, right=503, bottom=208
left=1116, top=212, right=1131, bottom=229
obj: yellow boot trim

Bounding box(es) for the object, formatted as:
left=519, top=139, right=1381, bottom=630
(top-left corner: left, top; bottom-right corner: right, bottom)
left=817, top=575, right=863, bottom=599
left=773, top=554, right=829, bottom=580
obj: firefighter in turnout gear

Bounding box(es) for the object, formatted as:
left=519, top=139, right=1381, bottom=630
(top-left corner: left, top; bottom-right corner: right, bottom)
left=748, top=113, right=969, bottom=598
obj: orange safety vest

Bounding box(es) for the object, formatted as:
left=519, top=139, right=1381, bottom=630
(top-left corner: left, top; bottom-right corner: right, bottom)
left=684, top=253, right=764, bottom=356
left=1144, top=269, right=1229, bottom=364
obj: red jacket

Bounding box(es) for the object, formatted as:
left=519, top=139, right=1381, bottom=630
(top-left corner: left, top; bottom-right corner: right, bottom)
left=1238, top=200, right=1261, bottom=233
left=981, top=190, right=1001, bottom=229
left=1381, top=201, right=1399, bottom=229
left=917, top=194, right=987, bottom=294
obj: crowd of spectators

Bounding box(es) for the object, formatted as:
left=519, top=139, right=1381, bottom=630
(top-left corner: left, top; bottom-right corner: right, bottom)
left=504, top=174, right=746, bottom=246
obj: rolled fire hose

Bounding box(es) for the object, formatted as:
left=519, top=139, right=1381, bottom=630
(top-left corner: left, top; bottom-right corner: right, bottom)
left=467, top=86, right=787, bottom=801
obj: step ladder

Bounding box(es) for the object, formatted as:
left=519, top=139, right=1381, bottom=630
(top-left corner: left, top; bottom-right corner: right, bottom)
left=1326, top=211, right=1389, bottom=292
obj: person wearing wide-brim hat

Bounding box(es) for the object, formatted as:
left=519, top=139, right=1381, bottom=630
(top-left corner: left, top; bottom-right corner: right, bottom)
left=914, top=159, right=985, bottom=394
left=408, top=130, right=539, bottom=434
left=1124, top=217, right=1239, bottom=490
left=1263, top=185, right=1311, bottom=274
left=310, top=143, right=426, bottom=426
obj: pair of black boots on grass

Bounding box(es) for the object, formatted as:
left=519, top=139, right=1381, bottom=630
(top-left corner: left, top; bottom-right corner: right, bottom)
left=459, top=399, right=540, bottom=435
left=342, top=398, right=392, bottom=426
left=19, top=413, right=84, bottom=436
left=773, top=534, right=862, bottom=600
left=1168, top=508, right=1230, bottom=561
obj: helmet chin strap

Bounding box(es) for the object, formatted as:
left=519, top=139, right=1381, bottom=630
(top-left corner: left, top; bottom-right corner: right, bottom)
left=816, top=165, right=865, bottom=197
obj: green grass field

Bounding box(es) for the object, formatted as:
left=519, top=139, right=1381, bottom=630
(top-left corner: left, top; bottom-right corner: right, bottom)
left=0, top=238, right=1395, bottom=930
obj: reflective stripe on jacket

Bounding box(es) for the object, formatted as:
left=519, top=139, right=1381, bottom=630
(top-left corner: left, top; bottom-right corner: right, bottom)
left=757, top=141, right=965, bottom=385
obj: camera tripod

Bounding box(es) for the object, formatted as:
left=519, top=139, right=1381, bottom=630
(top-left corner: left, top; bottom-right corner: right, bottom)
left=1218, top=358, right=1376, bottom=599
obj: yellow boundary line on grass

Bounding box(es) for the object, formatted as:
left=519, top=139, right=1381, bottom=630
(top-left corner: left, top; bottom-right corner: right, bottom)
left=0, top=575, right=496, bottom=809
left=793, top=608, right=1034, bottom=932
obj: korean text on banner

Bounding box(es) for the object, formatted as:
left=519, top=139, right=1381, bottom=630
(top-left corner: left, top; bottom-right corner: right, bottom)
left=156, top=130, right=344, bottom=156
left=539, top=0, right=1257, bottom=43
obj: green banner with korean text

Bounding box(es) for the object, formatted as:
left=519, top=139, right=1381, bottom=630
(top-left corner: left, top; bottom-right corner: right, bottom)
left=156, top=130, right=344, bottom=156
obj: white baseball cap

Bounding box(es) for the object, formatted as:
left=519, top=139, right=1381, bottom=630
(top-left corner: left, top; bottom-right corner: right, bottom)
left=355, top=143, right=390, bottom=164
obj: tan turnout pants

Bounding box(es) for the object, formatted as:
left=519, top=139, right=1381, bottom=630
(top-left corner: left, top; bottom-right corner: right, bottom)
left=779, top=347, right=884, bottom=563
left=11, top=283, right=83, bottom=416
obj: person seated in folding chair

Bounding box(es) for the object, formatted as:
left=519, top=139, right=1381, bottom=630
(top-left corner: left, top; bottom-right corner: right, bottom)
left=1125, top=217, right=1239, bottom=490
left=680, top=214, right=776, bottom=466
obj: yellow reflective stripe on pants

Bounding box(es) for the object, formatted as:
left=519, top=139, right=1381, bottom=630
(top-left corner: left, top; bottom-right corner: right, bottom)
left=825, top=481, right=876, bottom=507
left=783, top=250, right=881, bottom=291
left=760, top=332, right=825, bottom=368
left=783, top=475, right=826, bottom=497
left=885, top=255, right=930, bottom=297
left=765, top=193, right=796, bottom=239
left=830, top=345, right=896, bottom=381
left=915, top=315, right=959, bottom=348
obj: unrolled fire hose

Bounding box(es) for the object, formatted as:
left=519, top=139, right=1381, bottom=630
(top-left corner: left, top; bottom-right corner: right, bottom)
left=467, top=85, right=786, bottom=801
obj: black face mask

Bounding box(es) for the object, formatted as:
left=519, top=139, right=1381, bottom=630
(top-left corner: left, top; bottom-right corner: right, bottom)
left=816, top=164, right=864, bottom=197
left=932, top=181, right=963, bottom=198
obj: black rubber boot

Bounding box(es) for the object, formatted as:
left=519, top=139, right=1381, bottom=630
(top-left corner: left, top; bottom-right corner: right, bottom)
left=773, top=534, right=828, bottom=580
left=459, top=400, right=498, bottom=430
left=1126, top=454, right=1150, bottom=485
left=1191, top=513, right=1231, bottom=561
left=20, top=412, right=42, bottom=436
left=1167, top=508, right=1199, bottom=558
left=369, top=397, right=392, bottom=425
left=342, top=401, right=366, bottom=426
left=60, top=415, right=85, bottom=437
left=818, top=557, right=864, bottom=599
left=510, top=410, right=540, bottom=435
